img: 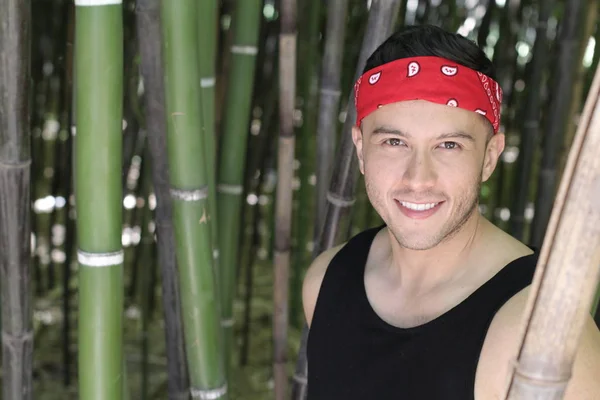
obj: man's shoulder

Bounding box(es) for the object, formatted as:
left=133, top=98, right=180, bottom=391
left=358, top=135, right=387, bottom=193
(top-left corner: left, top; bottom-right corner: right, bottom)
left=302, top=242, right=346, bottom=327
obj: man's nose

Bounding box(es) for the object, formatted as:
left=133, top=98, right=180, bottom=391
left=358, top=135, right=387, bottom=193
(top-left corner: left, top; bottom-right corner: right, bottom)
left=401, top=151, right=437, bottom=190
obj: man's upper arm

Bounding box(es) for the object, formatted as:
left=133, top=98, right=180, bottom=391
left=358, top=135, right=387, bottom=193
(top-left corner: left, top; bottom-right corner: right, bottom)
left=476, top=286, right=600, bottom=399
left=302, top=243, right=345, bottom=328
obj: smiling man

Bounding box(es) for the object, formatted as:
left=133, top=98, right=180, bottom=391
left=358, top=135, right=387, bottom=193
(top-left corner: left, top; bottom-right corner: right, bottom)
left=302, top=25, right=600, bottom=399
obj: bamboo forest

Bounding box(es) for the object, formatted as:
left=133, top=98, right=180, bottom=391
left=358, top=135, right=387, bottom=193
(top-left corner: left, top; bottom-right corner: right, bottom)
left=2, top=0, right=600, bottom=399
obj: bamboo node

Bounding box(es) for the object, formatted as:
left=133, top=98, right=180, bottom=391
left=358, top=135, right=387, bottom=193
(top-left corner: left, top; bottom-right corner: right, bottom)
left=217, top=183, right=243, bottom=195
left=190, top=384, right=227, bottom=399
left=512, top=365, right=572, bottom=387
left=74, top=0, right=122, bottom=6
left=320, top=88, right=342, bottom=96
left=230, top=45, right=258, bottom=56
left=292, top=373, right=308, bottom=384
left=221, top=318, right=234, bottom=327
left=326, top=191, right=356, bottom=207
left=0, top=159, right=31, bottom=169
left=200, top=77, right=216, bottom=88
left=77, top=249, right=124, bottom=268
left=170, top=186, right=209, bottom=202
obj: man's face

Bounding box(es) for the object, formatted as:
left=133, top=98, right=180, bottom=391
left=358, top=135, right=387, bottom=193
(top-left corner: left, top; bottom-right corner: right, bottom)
left=352, top=100, right=505, bottom=250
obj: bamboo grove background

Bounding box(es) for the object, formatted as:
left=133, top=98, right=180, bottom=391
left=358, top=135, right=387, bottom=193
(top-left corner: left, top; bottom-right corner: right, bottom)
left=1, top=0, right=600, bottom=398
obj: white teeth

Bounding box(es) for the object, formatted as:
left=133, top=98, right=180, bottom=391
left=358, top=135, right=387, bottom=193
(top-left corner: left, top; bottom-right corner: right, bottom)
left=400, top=201, right=439, bottom=211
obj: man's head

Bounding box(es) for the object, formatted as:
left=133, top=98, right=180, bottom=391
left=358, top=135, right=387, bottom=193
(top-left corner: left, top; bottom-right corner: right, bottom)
left=351, top=25, right=505, bottom=251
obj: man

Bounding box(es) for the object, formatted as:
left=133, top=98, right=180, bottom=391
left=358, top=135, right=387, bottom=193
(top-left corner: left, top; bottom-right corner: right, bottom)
left=302, top=25, right=600, bottom=399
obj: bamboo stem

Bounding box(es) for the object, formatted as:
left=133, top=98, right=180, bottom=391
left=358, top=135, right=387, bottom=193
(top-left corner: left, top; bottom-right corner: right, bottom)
left=135, top=1, right=191, bottom=398
left=216, top=0, right=262, bottom=377
left=160, top=0, right=227, bottom=397
left=503, top=49, right=600, bottom=400
left=274, top=0, right=297, bottom=398
left=313, top=0, right=350, bottom=256
left=510, top=0, right=555, bottom=241
left=530, top=0, right=587, bottom=247
left=74, top=1, right=124, bottom=398
left=0, top=1, right=33, bottom=397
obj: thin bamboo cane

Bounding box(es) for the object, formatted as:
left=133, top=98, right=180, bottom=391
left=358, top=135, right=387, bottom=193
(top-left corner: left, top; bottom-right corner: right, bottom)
left=313, top=0, right=350, bottom=256
left=292, top=2, right=401, bottom=398
left=477, top=0, right=496, bottom=49
left=315, top=0, right=400, bottom=257
left=557, top=0, right=599, bottom=184
left=135, top=1, right=190, bottom=398
left=503, top=47, right=600, bottom=400
left=291, top=0, right=321, bottom=330
left=530, top=0, right=587, bottom=247
left=74, top=1, right=124, bottom=399
left=216, top=0, right=262, bottom=376
left=0, top=0, right=33, bottom=398
left=160, top=0, right=227, bottom=398
left=510, top=0, right=555, bottom=241
left=274, top=0, right=297, bottom=397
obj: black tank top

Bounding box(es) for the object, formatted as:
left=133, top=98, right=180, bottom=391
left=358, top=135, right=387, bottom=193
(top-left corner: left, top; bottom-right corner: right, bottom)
left=307, top=225, right=538, bottom=400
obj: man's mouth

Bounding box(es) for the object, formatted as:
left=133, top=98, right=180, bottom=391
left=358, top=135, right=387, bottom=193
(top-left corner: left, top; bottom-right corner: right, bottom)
left=398, top=201, right=441, bottom=211
left=395, top=199, right=445, bottom=219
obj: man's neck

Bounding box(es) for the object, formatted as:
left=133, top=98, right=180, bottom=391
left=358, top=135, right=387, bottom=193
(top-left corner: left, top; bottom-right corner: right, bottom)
left=384, top=211, right=488, bottom=298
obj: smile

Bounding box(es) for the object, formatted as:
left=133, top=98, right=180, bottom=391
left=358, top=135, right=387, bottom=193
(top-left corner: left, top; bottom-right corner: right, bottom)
left=395, top=199, right=444, bottom=219
left=399, top=201, right=440, bottom=211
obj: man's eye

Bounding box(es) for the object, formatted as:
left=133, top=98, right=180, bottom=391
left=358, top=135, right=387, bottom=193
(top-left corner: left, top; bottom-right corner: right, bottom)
left=384, top=138, right=403, bottom=146
left=440, top=141, right=460, bottom=150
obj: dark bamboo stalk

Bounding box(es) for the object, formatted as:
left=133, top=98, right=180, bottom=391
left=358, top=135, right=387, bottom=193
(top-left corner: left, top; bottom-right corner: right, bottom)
left=292, top=2, right=401, bottom=398
left=557, top=0, right=599, bottom=184
left=135, top=0, right=190, bottom=398
left=510, top=0, right=556, bottom=241
left=274, top=0, right=297, bottom=398
left=313, top=0, right=350, bottom=257
left=530, top=0, right=588, bottom=247
left=0, top=0, right=33, bottom=398
left=477, top=0, right=496, bottom=50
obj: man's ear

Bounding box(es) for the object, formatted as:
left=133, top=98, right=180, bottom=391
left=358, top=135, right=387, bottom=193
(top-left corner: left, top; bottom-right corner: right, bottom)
left=352, top=125, right=365, bottom=175
left=481, top=132, right=505, bottom=183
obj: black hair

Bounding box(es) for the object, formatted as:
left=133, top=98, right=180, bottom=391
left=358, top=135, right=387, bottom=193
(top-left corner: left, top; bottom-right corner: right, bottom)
left=364, top=24, right=496, bottom=80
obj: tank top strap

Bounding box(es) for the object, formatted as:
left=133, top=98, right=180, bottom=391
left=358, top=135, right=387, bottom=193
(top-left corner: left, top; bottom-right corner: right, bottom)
left=308, top=224, right=385, bottom=353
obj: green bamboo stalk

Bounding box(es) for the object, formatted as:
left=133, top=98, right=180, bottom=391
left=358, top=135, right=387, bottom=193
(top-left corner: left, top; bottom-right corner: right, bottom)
left=216, top=0, right=262, bottom=375
left=0, top=0, right=33, bottom=398
left=530, top=0, right=588, bottom=247
left=74, top=1, right=124, bottom=399
left=160, top=0, right=227, bottom=398
left=510, top=0, right=556, bottom=241
left=274, top=0, right=297, bottom=398
left=292, top=3, right=401, bottom=398
left=135, top=0, right=190, bottom=397
left=290, top=0, right=321, bottom=330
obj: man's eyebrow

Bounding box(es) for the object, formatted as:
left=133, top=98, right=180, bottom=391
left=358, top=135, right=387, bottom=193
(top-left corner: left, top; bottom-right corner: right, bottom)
left=371, top=126, right=412, bottom=137
left=436, top=131, right=475, bottom=142
left=370, top=127, right=475, bottom=142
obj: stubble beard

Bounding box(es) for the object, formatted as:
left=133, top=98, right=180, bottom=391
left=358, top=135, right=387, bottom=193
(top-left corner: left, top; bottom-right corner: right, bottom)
left=364, top=175, right=482, bottom=251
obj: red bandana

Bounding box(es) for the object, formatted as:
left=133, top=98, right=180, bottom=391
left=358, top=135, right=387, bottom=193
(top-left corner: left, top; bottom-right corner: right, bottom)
left=354, top=56, right=503, bottom=133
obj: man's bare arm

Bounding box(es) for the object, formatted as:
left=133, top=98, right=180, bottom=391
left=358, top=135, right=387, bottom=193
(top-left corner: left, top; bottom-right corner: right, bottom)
left=475, top=286, right=600, bottom=399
